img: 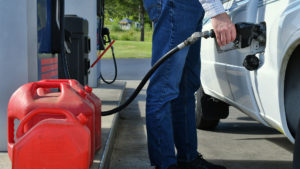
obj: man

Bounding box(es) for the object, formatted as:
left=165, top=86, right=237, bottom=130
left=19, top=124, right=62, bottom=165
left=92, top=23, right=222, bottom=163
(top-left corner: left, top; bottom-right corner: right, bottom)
left=144, top=0, right=236, bottom=169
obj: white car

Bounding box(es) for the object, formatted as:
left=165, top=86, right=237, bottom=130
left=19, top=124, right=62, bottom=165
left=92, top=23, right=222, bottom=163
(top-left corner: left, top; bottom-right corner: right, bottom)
left=196, top=0, right=300, bottom=164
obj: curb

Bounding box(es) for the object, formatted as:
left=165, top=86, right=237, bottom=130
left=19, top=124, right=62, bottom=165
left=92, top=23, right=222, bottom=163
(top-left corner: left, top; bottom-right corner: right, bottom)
left=98, top=82, right=127, bottom=169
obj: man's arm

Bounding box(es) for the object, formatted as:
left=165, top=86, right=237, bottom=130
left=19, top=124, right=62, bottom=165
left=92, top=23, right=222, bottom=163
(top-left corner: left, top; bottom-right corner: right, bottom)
left=199, top=0, right=225, bottom=18
left=199, top=0, right=236, bottom=46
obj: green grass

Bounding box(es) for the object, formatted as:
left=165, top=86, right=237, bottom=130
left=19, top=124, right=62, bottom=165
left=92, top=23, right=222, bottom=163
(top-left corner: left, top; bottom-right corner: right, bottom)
left=102, top=40, right=152, bottom=59
left=110, top=30, right=153, bottom=41
left=107, top=23, right=153, bottom=41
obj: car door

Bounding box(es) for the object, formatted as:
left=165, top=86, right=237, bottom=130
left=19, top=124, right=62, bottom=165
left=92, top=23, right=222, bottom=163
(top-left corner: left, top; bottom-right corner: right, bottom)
left=218, top=0, right=265, bottom=120
left=200, top=1, right=237, bottom=102
left=200, top=0, right=253, bottom=106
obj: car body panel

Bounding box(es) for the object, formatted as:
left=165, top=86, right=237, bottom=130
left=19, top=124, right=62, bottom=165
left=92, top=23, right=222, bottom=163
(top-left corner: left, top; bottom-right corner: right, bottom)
left=200, top=0, right=300, bottom=142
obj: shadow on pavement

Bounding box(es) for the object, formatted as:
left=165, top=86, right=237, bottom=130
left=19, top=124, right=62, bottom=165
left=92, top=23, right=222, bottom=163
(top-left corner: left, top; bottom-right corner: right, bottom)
left=211, top=159, right=292, bottom=169
left=215, top=122, right=280, bottom=135
left=236, top=116, right=255, bottom=121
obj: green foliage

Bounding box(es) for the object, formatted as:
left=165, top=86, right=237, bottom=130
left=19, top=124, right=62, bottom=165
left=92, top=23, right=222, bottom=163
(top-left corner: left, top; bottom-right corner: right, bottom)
left=108, top=26, right=152, bottom=41
left=110, top=34, right=119, bottom=41
left=111, top=22, right=123, bottom=32
left=104, top=0, right=152, bottom=26
left=103, top=0, right=153, bottom=41
left=144, top=23, right=152, bottom=32
left=134, top=26, right=141, bottom=32
left=120, top=30, right=135, bottom=40
left=104, top=0, right=139, bottom=19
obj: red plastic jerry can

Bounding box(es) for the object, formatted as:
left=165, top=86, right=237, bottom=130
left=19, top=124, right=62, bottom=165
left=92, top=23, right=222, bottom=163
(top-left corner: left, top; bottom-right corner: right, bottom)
left=41, top=79, right=102, bottom=150
left=7, top=82, right=95, bottom=165
left=84, top=85, right=102, bottom=150
left=10, top=108, right=91, bottom=169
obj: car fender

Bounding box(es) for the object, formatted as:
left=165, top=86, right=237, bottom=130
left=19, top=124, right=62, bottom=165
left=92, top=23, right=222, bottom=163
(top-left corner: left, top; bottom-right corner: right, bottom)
left=258, top=1, right=300, bottom=142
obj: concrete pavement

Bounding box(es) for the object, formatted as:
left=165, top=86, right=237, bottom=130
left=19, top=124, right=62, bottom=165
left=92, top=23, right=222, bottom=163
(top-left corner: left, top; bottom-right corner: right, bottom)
left=197, top=107, right=293, bottom=169
left=109, top=79, right=293, bottom=169
left=109, top=80, right=294, bottom=169
left=91, top=81, right=126, bottom=169
left=109, top=81, right=151, bottom=169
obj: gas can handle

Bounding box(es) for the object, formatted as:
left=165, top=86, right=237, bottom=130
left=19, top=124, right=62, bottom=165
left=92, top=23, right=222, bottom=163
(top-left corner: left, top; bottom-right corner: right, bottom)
left=39, top=80, right=87, bottom=97
left=40, top=79, right=83, bottom=89
left=31, top=81, right=68, bottom=96
left=40, top=79, right=81, bottom=86
left=40, top=79, right=71, bottom=83
left=33, top=81, right=63, bottom=89
left=8, top=116, right=17, bottom=145
left=16, top=108, right=85, bottom=139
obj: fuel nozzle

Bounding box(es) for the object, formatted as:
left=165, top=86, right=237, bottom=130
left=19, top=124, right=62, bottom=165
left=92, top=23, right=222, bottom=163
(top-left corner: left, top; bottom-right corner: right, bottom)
left=207, top=22, right=266, bottom=50
left=178, top=22, right=266, bottom=51
left=202, top=30, right=215, bottom=39
left=233, top=22, right=266, bottom=48
left=179, top=30, right=215, bottom=49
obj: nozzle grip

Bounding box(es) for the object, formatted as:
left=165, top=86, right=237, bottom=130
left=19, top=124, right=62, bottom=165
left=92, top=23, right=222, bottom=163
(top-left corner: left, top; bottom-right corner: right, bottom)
left=210, top=29, right=215, bottom=38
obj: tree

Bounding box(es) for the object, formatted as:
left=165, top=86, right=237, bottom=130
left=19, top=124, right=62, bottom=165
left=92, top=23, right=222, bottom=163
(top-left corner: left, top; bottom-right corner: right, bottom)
left=104, top=0, right=150, bottom=41
left=139, top=0, right=145, bottom=41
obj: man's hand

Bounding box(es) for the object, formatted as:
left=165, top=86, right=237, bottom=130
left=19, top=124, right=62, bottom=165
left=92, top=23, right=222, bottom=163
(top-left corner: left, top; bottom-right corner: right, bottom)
left=211, top=13, right=236, bottom=46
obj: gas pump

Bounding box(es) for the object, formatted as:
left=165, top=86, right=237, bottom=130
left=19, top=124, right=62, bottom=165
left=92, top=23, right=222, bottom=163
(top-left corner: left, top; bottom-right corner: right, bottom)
left=96, top=0, right=118, bottom=84
left=97, top=0, right=106, bottom=51
left=38, top=0, right=94, bottom=86
left=0, top=0, right=38, bottom=151
left=37, top=0, right=61, bottom=80
left=64, top=0, right=98, bottom=87
left=0, top=0, right=62, bottom=151
left=60, top=15, right=91, bottom=85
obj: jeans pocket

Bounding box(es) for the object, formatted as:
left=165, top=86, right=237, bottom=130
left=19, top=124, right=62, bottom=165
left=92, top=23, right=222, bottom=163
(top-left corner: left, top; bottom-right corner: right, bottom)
left=143, top=0, right=162, bottom=23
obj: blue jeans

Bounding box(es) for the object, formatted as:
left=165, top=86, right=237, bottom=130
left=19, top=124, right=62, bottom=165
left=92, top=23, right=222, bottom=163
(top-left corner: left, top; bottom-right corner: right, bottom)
left=144, top=0, right=204, bottom=168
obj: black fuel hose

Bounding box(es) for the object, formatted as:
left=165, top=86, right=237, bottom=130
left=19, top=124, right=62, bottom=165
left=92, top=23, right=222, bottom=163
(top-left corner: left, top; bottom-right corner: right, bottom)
left=99, top=45, right=117, bottom=84
left=100, top=30, right=118, bottom=84
left=102, top=30, right=215, bottom=116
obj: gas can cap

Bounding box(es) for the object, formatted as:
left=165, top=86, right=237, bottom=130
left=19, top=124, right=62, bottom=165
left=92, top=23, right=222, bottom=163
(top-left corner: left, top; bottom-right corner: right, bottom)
left=84, top=86, right=92, bottom=93
left=79, top=90, right=87, bottom=97
left=77, top=113, right=88, bottom=125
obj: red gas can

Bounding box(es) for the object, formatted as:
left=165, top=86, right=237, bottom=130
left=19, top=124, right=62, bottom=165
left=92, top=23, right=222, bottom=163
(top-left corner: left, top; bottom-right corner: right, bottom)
left=41, top=79, right=102, bottom=150
left=84, top=85, right=102, bottom=150
left=10, top=108, right=91, bottom=169
left=7, top=82, right=95, bottom=165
